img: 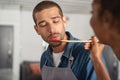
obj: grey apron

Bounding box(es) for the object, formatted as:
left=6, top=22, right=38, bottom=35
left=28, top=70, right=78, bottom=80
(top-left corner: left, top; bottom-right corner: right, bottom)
left=41, top=51, right=78, bottom=80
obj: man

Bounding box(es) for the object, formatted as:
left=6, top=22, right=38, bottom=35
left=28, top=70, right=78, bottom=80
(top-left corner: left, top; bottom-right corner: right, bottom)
left=32, top=1, right=107, bottom=80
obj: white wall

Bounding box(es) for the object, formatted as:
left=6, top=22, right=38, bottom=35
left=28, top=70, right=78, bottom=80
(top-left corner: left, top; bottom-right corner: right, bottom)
left=65, top=14, right=94, bottom=39
left=0, top=5, right=21, bottom=80
left=0, top=7, right=94, bottom=80
left=20, top=11, right=45, bottom=62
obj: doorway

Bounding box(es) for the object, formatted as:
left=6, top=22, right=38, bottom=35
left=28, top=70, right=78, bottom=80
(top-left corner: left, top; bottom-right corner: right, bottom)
left=0, top=25, right=14, bottom=80
left=0, top=25, right=14, bottom=68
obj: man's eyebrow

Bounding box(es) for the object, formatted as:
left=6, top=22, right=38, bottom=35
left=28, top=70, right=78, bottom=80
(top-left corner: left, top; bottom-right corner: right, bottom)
left=51, top=16, right=61, bottom=19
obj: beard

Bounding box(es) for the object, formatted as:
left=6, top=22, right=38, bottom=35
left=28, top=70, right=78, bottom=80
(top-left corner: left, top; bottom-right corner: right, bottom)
left=48, top=33, right=64, bottom=48
left=49, top=42, right=62, bottom=48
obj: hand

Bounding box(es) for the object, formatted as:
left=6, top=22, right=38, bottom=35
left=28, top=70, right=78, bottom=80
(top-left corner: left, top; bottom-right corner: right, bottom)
left=84, top=36, right=104, bottom=60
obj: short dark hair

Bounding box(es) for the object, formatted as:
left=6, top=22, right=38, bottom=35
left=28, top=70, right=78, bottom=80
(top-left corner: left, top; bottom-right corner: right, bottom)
left=95, top=0, right=120, bottom=22
left=33, top=1, right=63, bottom=24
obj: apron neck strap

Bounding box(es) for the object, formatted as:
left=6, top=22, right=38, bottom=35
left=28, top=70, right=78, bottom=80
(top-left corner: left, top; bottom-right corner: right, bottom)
left=68, top=44, right=74, bottom=68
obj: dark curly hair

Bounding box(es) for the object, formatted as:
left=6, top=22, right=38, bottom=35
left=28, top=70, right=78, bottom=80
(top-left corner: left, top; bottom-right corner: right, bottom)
left=95, top=0, right=120, bottom=23
left=94, top=0, right=120, bottom=31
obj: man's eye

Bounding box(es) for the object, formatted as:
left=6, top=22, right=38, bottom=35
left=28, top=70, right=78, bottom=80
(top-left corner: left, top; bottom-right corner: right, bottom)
left=53, top=18, right=60, bottom=23
left=39, top=22, right=47, bottom=27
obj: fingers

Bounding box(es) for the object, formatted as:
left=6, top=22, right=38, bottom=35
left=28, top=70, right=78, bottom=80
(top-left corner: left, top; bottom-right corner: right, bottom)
left=84, top=36, right=105, bottom=60
left=92, top=36, right=104, bottom=49
left=84, top=42, right=91, bottom=50
left=91, top=36, right=99, bottom=45
left=84, top=36, right=103, bottom=51
left=84, top=36, right=99, bottom=50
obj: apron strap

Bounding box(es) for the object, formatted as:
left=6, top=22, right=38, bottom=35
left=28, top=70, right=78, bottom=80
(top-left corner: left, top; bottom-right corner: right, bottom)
left=68, top=44, right=74, bottom=68
left=44, top=56, right=49, bottom=65
left=68, top=56, right=74, bottom=68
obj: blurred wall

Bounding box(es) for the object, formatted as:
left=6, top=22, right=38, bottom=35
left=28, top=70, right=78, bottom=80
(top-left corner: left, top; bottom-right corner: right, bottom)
left=0, top=5, right=21, bottom=80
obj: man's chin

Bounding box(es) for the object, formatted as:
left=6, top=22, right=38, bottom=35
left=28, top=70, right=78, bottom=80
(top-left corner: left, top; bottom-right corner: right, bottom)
left=50, top=42, right=61, bottom=48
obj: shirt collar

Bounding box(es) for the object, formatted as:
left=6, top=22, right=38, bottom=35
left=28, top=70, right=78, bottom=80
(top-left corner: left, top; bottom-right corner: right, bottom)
left=62, top=31, right=75, bottom=58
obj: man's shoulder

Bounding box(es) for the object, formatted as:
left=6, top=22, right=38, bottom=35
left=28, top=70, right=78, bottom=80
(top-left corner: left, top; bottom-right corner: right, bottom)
left=41, top=50, right=49, bottom=59
left=72, top=42, right=90, bottom=56
left=73, top=42, right=85, bottom=49
left=40, top=50, right=50, bottom=68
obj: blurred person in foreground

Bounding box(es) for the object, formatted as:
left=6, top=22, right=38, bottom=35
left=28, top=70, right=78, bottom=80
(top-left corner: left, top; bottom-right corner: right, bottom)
left=85, top=0, right=120, bottom=80
left=89, top=0, right=120, bottom=60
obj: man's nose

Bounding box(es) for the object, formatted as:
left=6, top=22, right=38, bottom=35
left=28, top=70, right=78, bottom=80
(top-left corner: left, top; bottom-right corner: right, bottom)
left=47, top=23, right=56, bottom=34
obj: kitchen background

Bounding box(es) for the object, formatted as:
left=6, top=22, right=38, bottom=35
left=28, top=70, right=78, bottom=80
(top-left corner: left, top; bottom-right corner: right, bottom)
left=0, top=0, right=119, bottom=80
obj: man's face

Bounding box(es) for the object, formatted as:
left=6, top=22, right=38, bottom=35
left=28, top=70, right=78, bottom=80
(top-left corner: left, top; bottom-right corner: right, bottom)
left=34, top=7, right=67, bottom=47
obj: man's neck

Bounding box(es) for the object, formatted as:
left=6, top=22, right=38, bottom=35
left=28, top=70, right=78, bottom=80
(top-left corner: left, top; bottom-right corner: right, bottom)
left=52, top=34, right=68, bottom=53
left=52, top=42, right=67, bottom=53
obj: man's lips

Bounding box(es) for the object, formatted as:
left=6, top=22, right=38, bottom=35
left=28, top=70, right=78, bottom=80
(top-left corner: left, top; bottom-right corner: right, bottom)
left=49, top=39, right=61, bottom=42
left=49, top=35, right=59, bottom=39
left=48, top=33, right=60, bottom=42
left=49, top=36, right=60, bottom=42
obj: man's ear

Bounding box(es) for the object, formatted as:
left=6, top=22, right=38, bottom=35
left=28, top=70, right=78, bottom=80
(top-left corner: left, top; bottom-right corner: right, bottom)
left=62, top=16, right=67, bottom=27
left=34, top=25, right=40, bottom=35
